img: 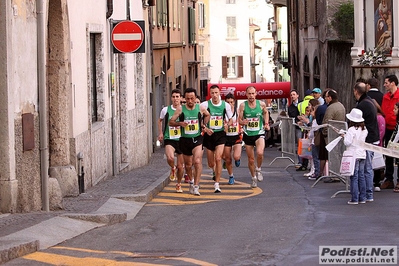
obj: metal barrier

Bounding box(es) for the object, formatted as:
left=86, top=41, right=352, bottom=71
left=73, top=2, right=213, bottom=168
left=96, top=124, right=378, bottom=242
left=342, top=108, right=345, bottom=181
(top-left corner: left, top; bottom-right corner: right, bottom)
left=269, top=117, right=298, bottom=169
left=311, top=120, right=349, bottom=198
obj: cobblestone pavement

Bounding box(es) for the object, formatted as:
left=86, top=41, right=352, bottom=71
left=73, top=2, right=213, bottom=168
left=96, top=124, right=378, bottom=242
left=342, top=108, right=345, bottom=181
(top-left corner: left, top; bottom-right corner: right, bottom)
left=0, top=148, right=166, bottom=238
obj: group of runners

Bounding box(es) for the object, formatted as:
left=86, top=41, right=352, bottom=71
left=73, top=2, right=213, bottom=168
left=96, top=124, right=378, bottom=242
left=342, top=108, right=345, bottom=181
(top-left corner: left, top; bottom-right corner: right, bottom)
left=157, top=85, right=270, bottom=196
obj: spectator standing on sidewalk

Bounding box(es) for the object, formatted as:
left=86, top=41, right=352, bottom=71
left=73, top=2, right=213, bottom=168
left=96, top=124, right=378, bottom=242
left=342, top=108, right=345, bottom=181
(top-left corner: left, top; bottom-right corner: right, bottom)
left=311, top=88, right=325, bottom=105
left=223, top=93, right=242, bottom=185
left=311, top=90, right=328, bottom=180
left=321, top=89, right=346, bottom=182
left=238, top=86, right=270, bottom=188
left=304, top=99, right=320, bottom=179
left=157, top=89, right=185, bottom=192
left=288, top=90, right=306, bottom=170
left=371, top=99, right=385, bottom=191
left=366, top=77, right=384, bottom=107
left=201, top=85, right=233, bottom=193
left=169, top=88, right=210, bottom=196
left=343, top=108, right=368, bottom=205
left=384, top=102, right=399, bottom=192
left=381, top=74, right=399, bottom=189
left=353, top=82, right=380, bottom=202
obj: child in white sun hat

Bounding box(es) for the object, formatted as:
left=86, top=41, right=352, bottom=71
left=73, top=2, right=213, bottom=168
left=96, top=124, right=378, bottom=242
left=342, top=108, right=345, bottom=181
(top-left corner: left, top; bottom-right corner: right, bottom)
left=343, top=108, right=368, bottom=205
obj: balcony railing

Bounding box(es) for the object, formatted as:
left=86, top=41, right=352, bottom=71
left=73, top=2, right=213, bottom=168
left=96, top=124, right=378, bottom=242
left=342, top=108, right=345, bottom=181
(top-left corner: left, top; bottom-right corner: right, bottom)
left=277, top=40, right=288, bottom=63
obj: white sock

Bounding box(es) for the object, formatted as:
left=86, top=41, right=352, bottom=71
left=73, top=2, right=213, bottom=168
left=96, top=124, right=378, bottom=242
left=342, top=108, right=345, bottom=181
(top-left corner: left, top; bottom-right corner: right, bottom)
left=256, top=167, right=261, bottom=172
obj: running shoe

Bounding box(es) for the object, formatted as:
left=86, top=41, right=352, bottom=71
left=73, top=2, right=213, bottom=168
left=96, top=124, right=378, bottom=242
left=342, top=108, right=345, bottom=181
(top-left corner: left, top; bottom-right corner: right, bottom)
left=189, top=182, right=195, bottom=194
left=169, top=167, right=176, bottom=181
left=256, top=170, right=263, bottom=182
left=251, top=176, right=257, bottom=188
left=214, top=183, right=221, bottom=193
left=347, top=200, right=358, bottom=205
left=228, top=175, right=235, bottom=185
left=184, top=174, right=190, bottom=183
left=175, top=183, right=183, bottom=193
left=193, top=185, right=200, bottom=196
left=235, top=159, right=241, bottom=167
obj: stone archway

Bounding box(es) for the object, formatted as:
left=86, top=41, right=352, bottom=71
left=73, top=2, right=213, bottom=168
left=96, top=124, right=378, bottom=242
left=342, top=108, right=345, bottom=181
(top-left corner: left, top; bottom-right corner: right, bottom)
left=47, top=0, right=78, bottom=207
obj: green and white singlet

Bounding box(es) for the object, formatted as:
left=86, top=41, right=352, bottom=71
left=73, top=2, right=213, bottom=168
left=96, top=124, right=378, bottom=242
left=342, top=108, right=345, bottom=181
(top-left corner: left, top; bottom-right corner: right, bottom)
left=180, top=104, right=202, bottom=138
left=243, top=100, right=265, bottom=136
left=163, top=105, right=181, bottom=141
left=207, top=100, right=226, bottom=133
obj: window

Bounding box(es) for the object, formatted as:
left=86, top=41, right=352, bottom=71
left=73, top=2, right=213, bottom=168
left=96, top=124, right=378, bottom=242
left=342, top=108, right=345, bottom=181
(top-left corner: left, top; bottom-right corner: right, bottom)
left=177, top=0, right=181, bottom=29
left=198, top=2, right=205, bottom=29
left=199, top=44, right=204, bottom=65
left=222, top=56, right=243, bottom=78
left=188, top=7, right=196, bottom=44
left=313, top=57, right=320, bottom=88
left=226, top=16, right=236, bottom=38
left=304, top=0, right=308, bottom=27
left=156, top=0, right=167, bottom=27
left=172, top=0, right=181, bottom=29
left=303, top=55, right=310, bottom=92
left=314, top=0, right=318, bottom=25
left=90, top=34, right=98, bottom=122
left=226, top=0, right=236, bottom=3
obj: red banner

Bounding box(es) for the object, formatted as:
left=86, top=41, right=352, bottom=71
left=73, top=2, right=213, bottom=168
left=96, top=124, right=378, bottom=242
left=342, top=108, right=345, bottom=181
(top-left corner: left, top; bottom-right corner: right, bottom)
left=206, top=82, right=291, bottom=100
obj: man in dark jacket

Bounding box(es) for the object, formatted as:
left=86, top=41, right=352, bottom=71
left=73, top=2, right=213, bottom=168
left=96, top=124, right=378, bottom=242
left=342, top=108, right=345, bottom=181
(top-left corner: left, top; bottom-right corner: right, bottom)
left=366, top=77, right=383, bottom=107
left=288, top=90, right=307, bottom=171
left=354, top=82, right=380, bottom=202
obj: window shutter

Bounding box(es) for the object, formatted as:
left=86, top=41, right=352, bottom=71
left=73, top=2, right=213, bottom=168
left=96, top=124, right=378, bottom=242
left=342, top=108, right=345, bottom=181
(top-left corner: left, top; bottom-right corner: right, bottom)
left=188, top=8, right=196, bottom=44
left=198, top=3, right=205, bottom=29
left=222, top=56, right=227, bottom=78
left=237, top=56, right=243, bottom=77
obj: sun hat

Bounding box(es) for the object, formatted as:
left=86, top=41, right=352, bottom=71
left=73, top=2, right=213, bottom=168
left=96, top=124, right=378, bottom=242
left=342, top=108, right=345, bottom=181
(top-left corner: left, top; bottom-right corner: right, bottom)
left=346, top=108, right=364, bottom=123
left=312, top=88, right=322, bottom=94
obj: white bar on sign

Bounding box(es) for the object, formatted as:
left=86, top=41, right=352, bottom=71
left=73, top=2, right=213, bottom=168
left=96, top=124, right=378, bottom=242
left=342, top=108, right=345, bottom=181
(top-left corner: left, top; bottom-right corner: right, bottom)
left=113, top=33, right=141, bottom=41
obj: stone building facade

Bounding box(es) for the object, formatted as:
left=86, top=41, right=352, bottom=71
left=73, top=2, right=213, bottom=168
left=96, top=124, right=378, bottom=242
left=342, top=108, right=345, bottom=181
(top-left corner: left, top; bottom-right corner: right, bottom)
left=285, top=0, right=354, bottom=108
left=270, top=0, right=399, bottom=110
left=0, top=0, right=155, bottom=213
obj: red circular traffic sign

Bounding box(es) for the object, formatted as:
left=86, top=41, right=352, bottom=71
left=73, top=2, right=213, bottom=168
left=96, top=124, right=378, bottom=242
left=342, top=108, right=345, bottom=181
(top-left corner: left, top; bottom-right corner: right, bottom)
left=111, top=21, right=144, bottom=53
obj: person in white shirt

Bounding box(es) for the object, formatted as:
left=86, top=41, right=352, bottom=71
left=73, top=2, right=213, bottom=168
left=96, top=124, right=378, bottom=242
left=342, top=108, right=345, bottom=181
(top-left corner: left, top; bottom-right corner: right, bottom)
left=343, top=108, right=368, bottom=205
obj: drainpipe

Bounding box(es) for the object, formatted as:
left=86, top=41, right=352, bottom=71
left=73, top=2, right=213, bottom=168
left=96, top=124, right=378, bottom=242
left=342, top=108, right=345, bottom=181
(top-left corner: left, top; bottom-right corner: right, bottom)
left=37, top=0, right=49, bottom=212
left=106, top=0, right=113, bottom=19
left=126, top=0, right=130, bottom=20
left=108, top=0, right=117, bottom=176
left=167, top=0, right=171, bottom=70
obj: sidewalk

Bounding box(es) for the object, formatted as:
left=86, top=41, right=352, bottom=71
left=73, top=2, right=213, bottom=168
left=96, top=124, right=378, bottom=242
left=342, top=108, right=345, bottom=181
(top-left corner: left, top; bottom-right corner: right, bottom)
left=0, top=148, right=170, bottom=264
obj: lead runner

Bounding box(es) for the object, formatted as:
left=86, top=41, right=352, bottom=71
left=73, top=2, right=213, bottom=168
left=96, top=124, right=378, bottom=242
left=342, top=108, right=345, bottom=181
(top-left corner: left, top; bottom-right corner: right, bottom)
left=238, top=85, right=270, bottom=188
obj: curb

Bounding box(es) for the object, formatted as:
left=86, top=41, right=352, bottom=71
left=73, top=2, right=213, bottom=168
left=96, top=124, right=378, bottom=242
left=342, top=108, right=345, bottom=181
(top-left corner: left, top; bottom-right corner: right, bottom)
left=112, top=172, right=170, bottom=202
left=0, top=172, right=171, bottom=264
left=0, top=240, right=39, bottom=265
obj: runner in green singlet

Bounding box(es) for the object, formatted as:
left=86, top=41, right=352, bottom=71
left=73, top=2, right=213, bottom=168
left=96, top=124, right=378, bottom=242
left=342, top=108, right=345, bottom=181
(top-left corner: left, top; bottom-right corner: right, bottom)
left=158, top=89, right=184, bottom=193
left=238, top=86, right=270, bottom=188
left=169, top=88, right=210, bottom=196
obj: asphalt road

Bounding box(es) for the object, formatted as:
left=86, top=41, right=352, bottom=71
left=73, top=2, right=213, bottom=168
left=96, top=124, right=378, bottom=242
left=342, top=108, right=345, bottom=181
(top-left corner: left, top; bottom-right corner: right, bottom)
left=5, top=147, right=399, bottom=266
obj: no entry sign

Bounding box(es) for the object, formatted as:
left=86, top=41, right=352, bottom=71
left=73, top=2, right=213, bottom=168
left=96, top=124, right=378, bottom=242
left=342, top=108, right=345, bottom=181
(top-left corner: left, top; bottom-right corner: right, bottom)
left=111, top=20, right=145, bottom=53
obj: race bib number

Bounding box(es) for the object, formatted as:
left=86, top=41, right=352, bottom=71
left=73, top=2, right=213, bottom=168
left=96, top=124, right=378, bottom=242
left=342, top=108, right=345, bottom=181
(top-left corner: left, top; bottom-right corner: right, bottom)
left=227, top=122, right=239, bottom=136
left=168, top=126, right=181, bottom=139
left=184, top=119, right=199, bottom=135
left=247, top=118, right=260, bottom=131
left=209, top=115, right=223, bottom=130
